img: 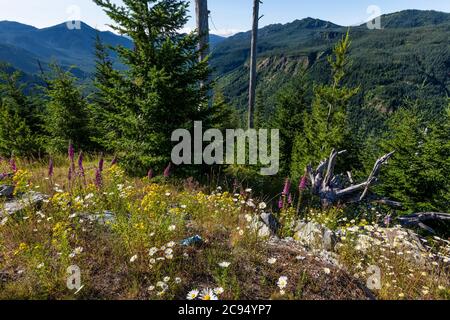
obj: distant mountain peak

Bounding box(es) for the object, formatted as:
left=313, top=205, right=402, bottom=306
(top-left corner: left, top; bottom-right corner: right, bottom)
left=0, top=21, right=38, bottom=32
left=38, top=21, right=97, bottom=33
left=374, top=9, right=450, bottom=28
left=297, top=17, right=340, bottom=28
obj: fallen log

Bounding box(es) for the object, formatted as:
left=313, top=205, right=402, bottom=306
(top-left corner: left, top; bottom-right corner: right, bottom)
left=397, top=212, right=450, bottom=234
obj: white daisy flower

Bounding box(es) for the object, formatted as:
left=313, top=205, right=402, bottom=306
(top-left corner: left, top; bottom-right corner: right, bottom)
left=277, top=276, right=288, bottom=290
left=218, top=261, right=231, bottom=268
left=167, top=241, right=176, bottom=248
left=149, top=247, right=159, bottom=256
left=85, top=193, right=94, bottom=200
left=200, top=288, right=218, bottom=301
left=187, top=289, right=199, bottom=300
left=268, top=258, right=277, bottom=264
left=157, top=281, right=169, bottom=291
left=130, top=255, right=138, bottom=263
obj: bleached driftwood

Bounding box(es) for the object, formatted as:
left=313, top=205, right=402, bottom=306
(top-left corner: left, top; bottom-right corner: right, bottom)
left=307, top=149, right=395, bottom=207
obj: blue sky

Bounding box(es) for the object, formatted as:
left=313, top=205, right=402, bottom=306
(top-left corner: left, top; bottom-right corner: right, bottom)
left=1, top=0, right=449, bottom=36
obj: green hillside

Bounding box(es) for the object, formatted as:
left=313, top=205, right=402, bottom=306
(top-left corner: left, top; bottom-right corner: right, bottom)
left=211, top=10, right=450, bottom=118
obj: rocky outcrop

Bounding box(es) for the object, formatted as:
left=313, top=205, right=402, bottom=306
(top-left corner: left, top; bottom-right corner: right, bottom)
left=294, top=221, right=338, bottom=252
left=293, top=220, right=429, bottom=266
left=0, top=192, right=48, bottom=216
left=251, top=212, right=280, bottom=238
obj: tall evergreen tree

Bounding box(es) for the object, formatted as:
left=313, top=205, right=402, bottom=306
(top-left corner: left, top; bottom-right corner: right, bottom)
left=44, top=65, right=92, bottom=153
left=206, top=91, right=239, bottom=130
left=271, top=73, right=310, bottom=175
left=0, top=66, right=42, bottom=157
left=376, top=105, right=450, bottom=212
left=93, top=0, right=210, bottom=175
left=290, top=32, right=359, bottom=179
left=91, top=35, right=124, bottom=151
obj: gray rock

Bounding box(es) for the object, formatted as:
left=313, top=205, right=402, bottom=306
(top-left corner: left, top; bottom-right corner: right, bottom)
left=0, top=192, right=48, bottom=216
left=260, top=212, right=280, bottom=234
left=249, top=212, right=280, bottom=239
left=0, top=185, right=14, bottom=197
left=348, top=226, right=427, bottom=266
left=294, top=221, right=338, bottom=252
left=323, top=228, right=338, bottom=251
left=257, top=223, right=272, bottom=238
left=84, top=211, right=116, bottom=225
left=315, top=249, right=342, bottom=268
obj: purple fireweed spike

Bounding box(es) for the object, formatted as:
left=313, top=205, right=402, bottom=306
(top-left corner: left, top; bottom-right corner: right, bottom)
left=98, top=154, right=104, bottom=173
left=78, top=152, right=85, bottom=176
left=163, top=163, right=171, bottom=178
left=147, top=169, right=153, bottom=180
left=48, top=158, right=54, bottom=178
left=9, top=158, right=17, bottom=172
left=68, top=165, right=73, bottom=182
left=278, top=197, right=284, bottom=209
left=68, top=142, right=75, bottom=163
left=95, top=168, right=103, bottom=188
left=288, top=193, right=293, bottom=205
left=299, top=174, right=308, bottom=191
left=110, top=156, right=117, bottom=166
left=384, top=215, right=392, bottom=227
left=282, top=178, right=290, bottom=196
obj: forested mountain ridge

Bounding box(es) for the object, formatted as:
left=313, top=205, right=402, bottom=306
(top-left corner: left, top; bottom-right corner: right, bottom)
left=0, top=21, right=133, bottom=75
left=0, top=9, right=448, bottom=116
left=0, top=20, right=225, bottom=76
left=211, top=10, right=450, bottom=117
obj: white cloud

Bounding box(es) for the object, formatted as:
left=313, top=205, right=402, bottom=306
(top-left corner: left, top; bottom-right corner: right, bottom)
left=212, top=28, right=243, bottom=37
left=179, top=27, right=243, bottom=37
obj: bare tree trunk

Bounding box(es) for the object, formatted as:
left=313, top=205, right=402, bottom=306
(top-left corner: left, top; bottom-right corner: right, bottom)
left=248, top=0, right=261, bottom=129
left=195, top=0, right=212, bottom=107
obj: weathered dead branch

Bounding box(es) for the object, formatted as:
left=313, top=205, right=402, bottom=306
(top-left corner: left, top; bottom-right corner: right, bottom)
left=397, top=212, right=450, bottom=234
left=307, top=149, right=395, bottom=207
